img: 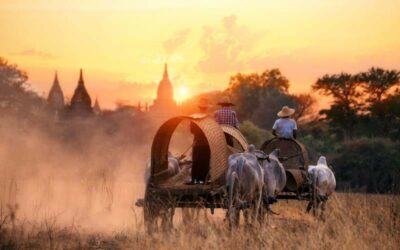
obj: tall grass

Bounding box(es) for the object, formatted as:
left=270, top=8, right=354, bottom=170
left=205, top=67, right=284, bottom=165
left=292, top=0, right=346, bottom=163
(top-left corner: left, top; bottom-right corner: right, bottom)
left=1, top=193, right=398, bottom=249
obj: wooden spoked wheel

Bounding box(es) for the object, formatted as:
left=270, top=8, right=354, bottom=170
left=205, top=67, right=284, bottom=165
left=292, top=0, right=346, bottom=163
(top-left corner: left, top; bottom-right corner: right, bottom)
left=143, top=185, right=175, bottom=233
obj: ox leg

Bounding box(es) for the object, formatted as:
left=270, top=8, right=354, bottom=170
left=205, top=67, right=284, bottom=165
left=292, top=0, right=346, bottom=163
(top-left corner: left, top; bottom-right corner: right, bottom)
left=244, top=209, right=250, bottom=226
left=253, top=191, right=263, bottom=226
left=306, top=201, right=313, bottom=213
left=228, top=191, right=241, bottom=229
left=258, top=200, right=265, bottom=225
left=320, top=200, right=327, bottom=221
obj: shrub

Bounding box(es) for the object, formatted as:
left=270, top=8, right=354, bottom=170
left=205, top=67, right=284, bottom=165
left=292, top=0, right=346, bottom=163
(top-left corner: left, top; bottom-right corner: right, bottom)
left=332, top=137, right=400, bottom=193
left=239, top=120, right=272, bottom=148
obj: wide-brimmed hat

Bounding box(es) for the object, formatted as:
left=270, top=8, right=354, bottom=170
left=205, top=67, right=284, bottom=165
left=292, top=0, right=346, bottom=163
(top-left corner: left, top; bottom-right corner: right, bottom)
left=217, top=96, right=235, bottom=106
left=277, top=106, right=295, bottom=117
left=197, top=98, right=211, bottom=109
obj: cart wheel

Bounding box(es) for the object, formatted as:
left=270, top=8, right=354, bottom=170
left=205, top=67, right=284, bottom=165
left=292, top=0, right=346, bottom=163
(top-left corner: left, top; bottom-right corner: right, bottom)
left=143, top=186, right=157, bottom=233
left=228, top=182, right=240, bottom=229
left=144, top=185, right=175, bottom=233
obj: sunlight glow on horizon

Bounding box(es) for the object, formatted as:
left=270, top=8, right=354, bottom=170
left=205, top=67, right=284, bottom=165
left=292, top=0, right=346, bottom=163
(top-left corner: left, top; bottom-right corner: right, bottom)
left=176, top=85, right=190, bottom=103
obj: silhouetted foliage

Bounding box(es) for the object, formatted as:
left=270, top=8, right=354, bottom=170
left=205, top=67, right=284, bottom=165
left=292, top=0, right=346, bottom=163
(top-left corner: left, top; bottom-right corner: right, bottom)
left=332, top=138, right=400, bottom=193
left=260, top=68, right=290, bottom=93
left=0, top=57, right=44, bottom=118
left=292, top=93, right=316, bottom=122
left=357, top=93, right=400, bottom=140
left=355, top=67, right=400, bottom=104
left=250, top=88, right=296, bottom=129
left=239, top=120, right=272, bottom=148
left=313, top=73, right=360, bottom=138
left=227, top=68, right=314, bottom=129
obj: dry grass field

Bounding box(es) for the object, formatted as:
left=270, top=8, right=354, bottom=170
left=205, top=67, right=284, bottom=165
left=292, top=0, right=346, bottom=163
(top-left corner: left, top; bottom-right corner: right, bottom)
left=1, top=192, right=399, bottom=250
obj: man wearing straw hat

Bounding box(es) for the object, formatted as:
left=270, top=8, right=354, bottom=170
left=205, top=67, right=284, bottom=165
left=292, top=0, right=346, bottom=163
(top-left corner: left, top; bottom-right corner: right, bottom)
left=272, top=106, right=298, bottom=139
left=190, top=98, right=211, bottom=184
left=214, top=96, right=239, bottom=146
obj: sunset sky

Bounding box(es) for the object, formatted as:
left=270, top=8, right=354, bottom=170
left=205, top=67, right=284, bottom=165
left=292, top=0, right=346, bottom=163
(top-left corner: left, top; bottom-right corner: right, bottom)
left=1, top=0, right=400, bottom=108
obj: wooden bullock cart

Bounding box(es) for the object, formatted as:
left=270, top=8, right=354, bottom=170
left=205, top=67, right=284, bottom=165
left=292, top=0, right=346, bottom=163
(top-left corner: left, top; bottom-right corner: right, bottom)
left=261, top=137, right=311, bottom=200
left=137, top=114, right=249, bottom=230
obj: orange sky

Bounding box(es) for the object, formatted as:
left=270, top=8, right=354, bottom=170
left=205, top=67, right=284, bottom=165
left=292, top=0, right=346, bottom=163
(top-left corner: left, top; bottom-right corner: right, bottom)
left=1, top=0, right=400, bottom=108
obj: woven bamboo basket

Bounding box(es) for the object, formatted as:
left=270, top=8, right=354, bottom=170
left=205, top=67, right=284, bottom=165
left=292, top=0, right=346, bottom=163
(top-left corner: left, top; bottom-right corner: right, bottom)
left=151, top=115, right=249, bottom=186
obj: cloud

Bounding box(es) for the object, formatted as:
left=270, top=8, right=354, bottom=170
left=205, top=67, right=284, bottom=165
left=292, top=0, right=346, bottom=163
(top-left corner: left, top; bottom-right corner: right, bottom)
left=163, top=29, right=191, bottom=54
left=197, top=15, right=261, bottom=74
left=10, top=49, right=56, bottom=59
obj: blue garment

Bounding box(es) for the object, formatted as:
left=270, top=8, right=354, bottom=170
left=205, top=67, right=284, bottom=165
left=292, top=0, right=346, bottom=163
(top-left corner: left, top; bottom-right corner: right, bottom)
left=272, top=118, right=297, bottom=139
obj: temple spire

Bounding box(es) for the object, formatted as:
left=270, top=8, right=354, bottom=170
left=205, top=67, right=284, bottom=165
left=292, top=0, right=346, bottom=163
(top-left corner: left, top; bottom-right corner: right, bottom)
left=48, top=70, right=65, bottom=112
left=163, top=63, right=168, bottom=78
left=78, top=68, right=84, bottom=85
left=53, top=71, right=59, bottom=85
left=93, top=96, right=101, bottom=115
left=70, top=68, right=92, bottom=113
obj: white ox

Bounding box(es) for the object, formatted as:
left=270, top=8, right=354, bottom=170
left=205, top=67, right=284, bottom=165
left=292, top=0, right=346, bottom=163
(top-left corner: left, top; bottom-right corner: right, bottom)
left=248, top=145, right=286, bottom=217
left=306, top=156, right=336, bottom=218
left=144, top=153, right=180, bottom=183
left=261, top=149, right=286, bottom=214
left=226, top=151, right=264, bottom=227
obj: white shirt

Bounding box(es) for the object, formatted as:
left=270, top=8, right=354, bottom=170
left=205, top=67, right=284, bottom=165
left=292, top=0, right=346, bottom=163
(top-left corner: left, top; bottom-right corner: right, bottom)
left=272, top=118, right=297, bottom=139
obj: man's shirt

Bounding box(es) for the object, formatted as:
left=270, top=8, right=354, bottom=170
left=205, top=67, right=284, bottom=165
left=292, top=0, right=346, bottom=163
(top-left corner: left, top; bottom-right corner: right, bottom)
left=272, top=118, right=297, bottom=139
left=214, top=107, right=239, bottom=128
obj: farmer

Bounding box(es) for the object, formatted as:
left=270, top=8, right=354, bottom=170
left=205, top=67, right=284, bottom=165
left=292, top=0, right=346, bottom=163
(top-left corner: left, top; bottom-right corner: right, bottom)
left=214, top=96, right=239, bottom=146
left=190, top=98, right=211, bottom=184
left=272, top=106, right=298, bottom=139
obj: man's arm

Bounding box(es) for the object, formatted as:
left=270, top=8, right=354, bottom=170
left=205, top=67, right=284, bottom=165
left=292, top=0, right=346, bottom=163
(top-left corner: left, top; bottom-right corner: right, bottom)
left=293, top=120, right=298, bottom=139
left=233, top=111, right=239, bottom=128
left=272, top=120, right=278, bottom=137
left=214, top=110, right=219, bottom=123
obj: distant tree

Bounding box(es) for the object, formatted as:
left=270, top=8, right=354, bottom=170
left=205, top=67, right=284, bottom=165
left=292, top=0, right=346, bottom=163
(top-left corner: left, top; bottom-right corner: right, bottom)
left=0, top=57, right=44, bottom=117
left=333, top=137, right=400, bottom=193
left=292, top=93, right=316, bottom=122
left=364, top=94, right=400, bottom=139
left=260, top=68, right=290, bottom=93
left=226, top=68, right=294, bottom=129
left=227, top=72, right=263, bottom=119
left=313, top=73, right=361, bottom=139
left=251, top=88, right=296, bottom=129
left=356, top=67, right=400, bottom=104
left=352, top=68, right=400, bottom=138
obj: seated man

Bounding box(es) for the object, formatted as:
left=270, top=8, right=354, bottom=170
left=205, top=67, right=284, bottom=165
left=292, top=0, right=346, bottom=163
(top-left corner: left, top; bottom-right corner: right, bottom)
left=214, top=96, right=239, bottom=146
left=272, top=106, right=298, bottom=139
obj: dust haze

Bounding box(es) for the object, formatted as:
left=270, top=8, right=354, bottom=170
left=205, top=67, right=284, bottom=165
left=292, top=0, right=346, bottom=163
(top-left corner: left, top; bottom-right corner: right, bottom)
left=0, top=114, right=160, bottom=233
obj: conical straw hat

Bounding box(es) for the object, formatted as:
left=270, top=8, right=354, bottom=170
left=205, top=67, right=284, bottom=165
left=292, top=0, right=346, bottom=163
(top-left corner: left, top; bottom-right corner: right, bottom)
left=217, top=96, right=234, bottom=106
left=277, top=106, right=295, bottom=117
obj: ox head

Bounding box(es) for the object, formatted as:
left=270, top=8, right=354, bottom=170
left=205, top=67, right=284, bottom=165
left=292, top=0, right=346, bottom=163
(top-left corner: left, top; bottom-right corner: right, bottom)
left=247, top=144, right=270, bottom=162
left=317, top=156, right=328, bottom=166
left=270, top=148, right=280, bottom=158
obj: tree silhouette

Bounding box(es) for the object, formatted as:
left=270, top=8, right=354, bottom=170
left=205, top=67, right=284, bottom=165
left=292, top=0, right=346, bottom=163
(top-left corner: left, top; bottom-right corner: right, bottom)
left=260, top=68, right=290, bottom=93
left=313, top=73, right=361, bottom=139
left=0, top=57, right=43, bottom=117
left=356, top=67, right=400, bottom=104
left=292, top=93, right=316, bottom=122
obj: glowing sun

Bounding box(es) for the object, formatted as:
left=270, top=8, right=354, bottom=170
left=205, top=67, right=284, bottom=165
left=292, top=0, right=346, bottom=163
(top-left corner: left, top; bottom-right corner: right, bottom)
left=176, top=85, right=190, bottom=102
